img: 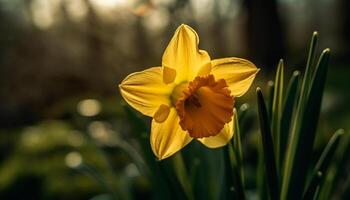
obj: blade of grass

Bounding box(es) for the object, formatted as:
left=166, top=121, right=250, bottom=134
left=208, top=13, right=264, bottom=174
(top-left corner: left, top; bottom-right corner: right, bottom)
left=256, top=87, right=279, bottom=200
left=280, top=48, right=330, bottom=200
left=271, top=59, right=284, bottom=173
left=280, top=71, right=300, bottom=168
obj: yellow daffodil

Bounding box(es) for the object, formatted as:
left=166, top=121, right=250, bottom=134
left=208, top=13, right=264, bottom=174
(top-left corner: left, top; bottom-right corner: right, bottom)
left=119, top=24, right=259, bottom=160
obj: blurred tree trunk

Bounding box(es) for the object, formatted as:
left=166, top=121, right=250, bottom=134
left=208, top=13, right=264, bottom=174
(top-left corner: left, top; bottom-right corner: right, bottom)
left=134, top=17, right=153, bottom=66
left=166, top=0, right=194, bottom=34
left=211, top=1, right=227, bottom=57
left=84, top=0, right=109, bottom=93
left=340, top=0, right=350, bottom=57
left=243, top=0, right=285, bottom=74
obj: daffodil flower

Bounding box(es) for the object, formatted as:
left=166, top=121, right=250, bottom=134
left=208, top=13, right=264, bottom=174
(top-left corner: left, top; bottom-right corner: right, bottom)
left=119, top=24, right=259, bottom=160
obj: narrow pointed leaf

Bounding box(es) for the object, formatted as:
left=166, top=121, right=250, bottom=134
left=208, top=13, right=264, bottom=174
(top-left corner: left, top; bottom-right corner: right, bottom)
left=256, top=87, right=279, bottom=200
left=305, top=31, right=319, bottom=96
left=271, top=59, right=284, bottom=172
left=280, top=32, right=321, bottom=198
left=281, top=48, right=330, bottom=200
left=280, top=71, right=300, bottom=167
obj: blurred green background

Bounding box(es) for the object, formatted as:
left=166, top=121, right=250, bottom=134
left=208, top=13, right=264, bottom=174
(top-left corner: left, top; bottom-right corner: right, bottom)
left=0, top=0, right=349, bottom=199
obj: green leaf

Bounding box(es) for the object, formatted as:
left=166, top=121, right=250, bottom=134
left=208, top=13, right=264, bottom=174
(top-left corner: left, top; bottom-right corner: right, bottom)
left=256, top=87, right=279, bottom=200
left=280, top=48, right=330, bottom=200
left=305, top=31, right=319, bottom=96
left=280, top=71, right=301, bottom=167
left=280, top=32, right=321, bottom=199
left=271, top=59, right=284, bottom=172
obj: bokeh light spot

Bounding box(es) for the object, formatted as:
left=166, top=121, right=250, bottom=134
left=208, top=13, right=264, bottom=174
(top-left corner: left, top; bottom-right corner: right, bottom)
left=30, top=0, right=59, bottom=29
left=65, top=0, right=88, bottom=22
left=65, top=152, right=83, bottom=168
left=77, top=99, right=101, bottom=117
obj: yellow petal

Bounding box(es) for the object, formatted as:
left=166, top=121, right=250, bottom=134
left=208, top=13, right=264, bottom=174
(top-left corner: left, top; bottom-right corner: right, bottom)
left=162, top=24, right=211, bottom=83
left=211, top=57, right=259, bottom=97
left=119, top=67, right=174, bottom=118
left=197, top=117, right=234, bottom=148
left=151, top=108, right=192, bottom=160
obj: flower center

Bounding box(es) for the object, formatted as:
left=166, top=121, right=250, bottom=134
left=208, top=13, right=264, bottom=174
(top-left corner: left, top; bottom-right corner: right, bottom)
left=171, top=74, right=234, bottom=138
